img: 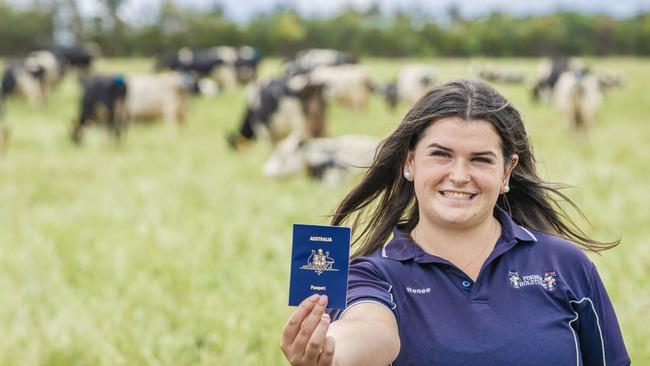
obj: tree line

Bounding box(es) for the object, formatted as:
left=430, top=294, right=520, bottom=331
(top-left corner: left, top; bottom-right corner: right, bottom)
left=1, top=1, right=649, bottom=57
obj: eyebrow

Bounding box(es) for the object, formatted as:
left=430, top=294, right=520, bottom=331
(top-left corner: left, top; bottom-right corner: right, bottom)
left=426, top=143, right=498, bottom=158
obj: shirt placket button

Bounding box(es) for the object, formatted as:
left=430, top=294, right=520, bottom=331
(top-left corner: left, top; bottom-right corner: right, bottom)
left=462, top=280, right=472, bottom=289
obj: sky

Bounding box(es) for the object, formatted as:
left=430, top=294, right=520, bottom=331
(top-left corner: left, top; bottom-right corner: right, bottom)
left=111, top=0, right=650, bottom=24
left=8, top=0, right=650, bottom=26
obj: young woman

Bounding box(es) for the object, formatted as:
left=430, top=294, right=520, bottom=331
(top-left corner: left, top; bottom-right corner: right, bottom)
left=281, top=79, right=629, bottom=366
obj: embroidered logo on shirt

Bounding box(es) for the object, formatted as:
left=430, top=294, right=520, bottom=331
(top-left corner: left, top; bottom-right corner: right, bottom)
left=300, top=248, right=339, bottom=275
left=508, top=270, right=559, bottom=291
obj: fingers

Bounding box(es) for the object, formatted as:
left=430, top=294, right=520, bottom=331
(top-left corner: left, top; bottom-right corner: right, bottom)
left=318, top=335, right=335, bottom=366
left=282, top=294, right=319, bottom=348
left=281, top=294, right=331, bottom=365
left=303, top=313, right=331, bottom=361
left=291, top=295, right=329, bottom=355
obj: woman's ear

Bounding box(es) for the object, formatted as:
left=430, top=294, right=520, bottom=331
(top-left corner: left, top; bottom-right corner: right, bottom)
left=503, top=154, right=519, bottom=186
left=404, top=151, right=415, bottom=181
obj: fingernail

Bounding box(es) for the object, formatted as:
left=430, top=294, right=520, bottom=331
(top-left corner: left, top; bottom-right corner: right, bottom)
left=321, top=313, right=330, bottom=322
left=309, top=294, right=319, bottom=302
left=318, top=295, right=328, bottom=305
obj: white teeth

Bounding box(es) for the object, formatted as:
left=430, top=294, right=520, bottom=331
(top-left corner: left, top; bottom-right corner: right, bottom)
left=442, top=191, right=473, bottom=200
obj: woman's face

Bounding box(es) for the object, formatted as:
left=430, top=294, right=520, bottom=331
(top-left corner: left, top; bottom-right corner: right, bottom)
left=405, top=117, right=518, bottom=230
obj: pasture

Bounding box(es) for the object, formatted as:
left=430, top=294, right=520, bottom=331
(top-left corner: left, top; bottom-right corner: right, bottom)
left=0, top=57, right=648, bottom=364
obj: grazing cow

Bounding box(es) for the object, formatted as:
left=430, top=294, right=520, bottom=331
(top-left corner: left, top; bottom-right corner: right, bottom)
left=283, top=49, right=357, bottom=76
left=227, top=75, right=327, bottom=149
left=235, top=46, right=262, bottom=83
left=49, top=44, right=99, bottom=74
left=308, top=64, right=373, bottom=110
left=384, top=64, right=437, bottom=110
left=262, top=134, right=379, bottom=184
left=155, top=46, right=260, bottom=90
left=71, top=75, right=128, bottom=143
left=125, top=73, right=190, bottom=127
left=155, top=48, right=229, bottom=88
left=25, top=50, right=65, bottom=100
left=1, top=60, right=45, bottom=106
left=471, top=63, right=525, bottom=84
left=532, top=57, right=587, bottom=102
left=552, top=69, right=602, bottom=136
left=597, top=73, right=626, bottom=94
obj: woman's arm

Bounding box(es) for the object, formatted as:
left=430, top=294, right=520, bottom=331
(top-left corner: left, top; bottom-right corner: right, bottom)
left=281, top=295, right=400, bottom=366
left=329, top=302, right=400, bottom=366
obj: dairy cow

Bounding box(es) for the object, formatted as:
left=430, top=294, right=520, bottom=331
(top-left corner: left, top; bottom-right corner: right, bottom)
left=227, top=75, right=327, bottom=149
left=155, top=46, right=262, bottom=90
left=1, top=60, right=45, bottom=106
left=262, top=134, right=379, bottom=184
left=532, top=57, right=587, bottom=102
left=308, top=64, right=374, bottom=110
left=553, top=69, right=602, bottom=136
left=71, top=75, right=128, bottom=143
left=49, top=44, right=98, bottom=74
left=25, top=50, right=65, bottom=101
left=384, top=64, right=437, bottom=109
left=283, top=49, right=357, bottom=76
left=125, top=73, right=190, bottom=127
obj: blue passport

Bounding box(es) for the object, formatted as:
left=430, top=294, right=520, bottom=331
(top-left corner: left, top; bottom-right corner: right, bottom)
left=288, top=224, right=351, bottom=309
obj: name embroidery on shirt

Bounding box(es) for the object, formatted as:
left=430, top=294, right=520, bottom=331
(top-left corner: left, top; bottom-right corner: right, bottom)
left=406, top=287, right=431, bottom=294
left=508, top=270, right=558, bottom=291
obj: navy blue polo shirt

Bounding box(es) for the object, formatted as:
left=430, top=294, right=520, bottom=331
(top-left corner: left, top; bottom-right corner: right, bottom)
left=331, top=210, right=630, bottom=366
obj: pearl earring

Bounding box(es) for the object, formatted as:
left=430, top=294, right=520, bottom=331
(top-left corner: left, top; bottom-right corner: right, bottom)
left=503, top=185, right=510, bottom=193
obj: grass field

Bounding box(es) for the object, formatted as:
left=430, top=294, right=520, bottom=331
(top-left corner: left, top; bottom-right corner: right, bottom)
left=1, top=57, right=648, bottom=365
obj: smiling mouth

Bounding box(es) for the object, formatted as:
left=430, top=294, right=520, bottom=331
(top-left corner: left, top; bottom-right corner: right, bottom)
left=440, top=191, right=477, bottom=200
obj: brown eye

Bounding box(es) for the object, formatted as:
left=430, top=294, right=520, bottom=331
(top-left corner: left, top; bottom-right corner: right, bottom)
left=472, top=157, right=493, bottom=164
left=431, top=150, right=451, bottom=158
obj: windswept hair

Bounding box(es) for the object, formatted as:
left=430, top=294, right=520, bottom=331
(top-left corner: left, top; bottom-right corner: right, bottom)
left=331, top=79, right=618, bottom=257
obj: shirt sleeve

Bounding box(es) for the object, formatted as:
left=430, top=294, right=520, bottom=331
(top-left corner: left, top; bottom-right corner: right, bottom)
left=573, top=262, right=630, bottom=366
left=329, top=257, right=398, bottom=322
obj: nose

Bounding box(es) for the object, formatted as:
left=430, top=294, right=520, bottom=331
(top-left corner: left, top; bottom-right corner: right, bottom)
left=449, top=160, right=470, bottom=184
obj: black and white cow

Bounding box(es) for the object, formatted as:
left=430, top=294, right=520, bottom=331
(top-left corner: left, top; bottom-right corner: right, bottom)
left=1, top=59, right=46, bottom=106
left=25, top=50, right=66, bottom=100
left=71, top=75, right=128, bottom=144
left=470, top=63, right=525, bottom=84
left=262, top=134, right=379, bottom=184
left=49, top=44, right=99, bottom=74
left=597, top=73, right=626, bottom=94
left=125, top=73, right=190, bottom=127
left=532, top=57, right=587, bottom=102
left=155, top=46, right=262, bottom=90
left=235, top=46, right=263, bottom=84
left=283, top=48, right=357, bottom=76
left=308, top=64, right=374, bottom=110
left=552, top=69, right=602, bottom=136
left=383, top=64, right=437, bottom=110
left=227, top=75, right=327, bottom=150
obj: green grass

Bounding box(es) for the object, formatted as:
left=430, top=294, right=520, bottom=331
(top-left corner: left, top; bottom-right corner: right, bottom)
left=1, top=57, right=648, bottom=364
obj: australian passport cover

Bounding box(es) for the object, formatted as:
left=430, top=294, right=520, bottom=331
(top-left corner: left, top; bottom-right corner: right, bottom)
left=289, top=224, right=351, bottom=309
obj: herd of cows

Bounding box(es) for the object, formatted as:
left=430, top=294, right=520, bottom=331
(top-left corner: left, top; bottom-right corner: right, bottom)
left=0, top=45, right=624, bottom=183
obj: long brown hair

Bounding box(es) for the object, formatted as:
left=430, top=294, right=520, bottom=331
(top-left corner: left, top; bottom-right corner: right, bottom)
left=331, top=79, right=619, bottom=257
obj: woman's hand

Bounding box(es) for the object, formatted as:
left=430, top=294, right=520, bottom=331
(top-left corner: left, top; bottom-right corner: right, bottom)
left=281, top=294, right=336, bottom=366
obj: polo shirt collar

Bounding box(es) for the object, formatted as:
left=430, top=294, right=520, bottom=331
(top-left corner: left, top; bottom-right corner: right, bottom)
left=381, top=210, right=538, bottom=263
